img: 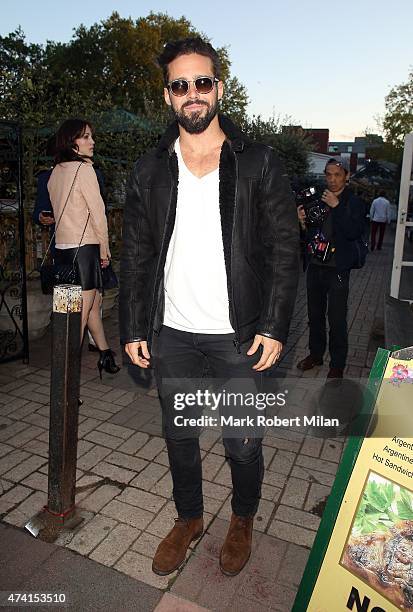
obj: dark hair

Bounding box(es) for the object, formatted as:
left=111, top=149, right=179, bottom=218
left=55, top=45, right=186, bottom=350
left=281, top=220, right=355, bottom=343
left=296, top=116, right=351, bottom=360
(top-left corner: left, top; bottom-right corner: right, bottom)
left=158, top=37, right=221, bottom=85
left=54, top=119, right=93, bottom=163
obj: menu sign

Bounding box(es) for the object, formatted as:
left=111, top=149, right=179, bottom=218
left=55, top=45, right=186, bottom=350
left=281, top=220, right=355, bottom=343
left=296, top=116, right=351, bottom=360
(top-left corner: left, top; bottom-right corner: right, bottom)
left=294, top=347, right=413, bottom=612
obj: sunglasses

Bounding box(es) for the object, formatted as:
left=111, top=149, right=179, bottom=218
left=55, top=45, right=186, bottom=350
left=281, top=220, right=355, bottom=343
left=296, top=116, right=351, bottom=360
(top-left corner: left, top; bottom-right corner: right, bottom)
left=167, top=76, right=219, bottom=97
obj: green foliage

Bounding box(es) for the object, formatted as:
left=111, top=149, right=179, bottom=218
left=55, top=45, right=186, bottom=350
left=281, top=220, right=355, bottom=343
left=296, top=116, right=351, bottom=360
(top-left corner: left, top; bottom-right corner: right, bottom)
left=353, top=479, right=413, bottom=536
left=242, top=115, right=312, bottom=178
left=0, top=13, right=251, bottom=205
left=383, top=69, right=413, bottom=149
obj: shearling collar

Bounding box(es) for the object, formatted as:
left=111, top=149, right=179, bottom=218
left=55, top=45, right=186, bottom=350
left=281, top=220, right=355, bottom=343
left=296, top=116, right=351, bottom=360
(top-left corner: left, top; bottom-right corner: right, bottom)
left=156, top=114, right=250, bottom=157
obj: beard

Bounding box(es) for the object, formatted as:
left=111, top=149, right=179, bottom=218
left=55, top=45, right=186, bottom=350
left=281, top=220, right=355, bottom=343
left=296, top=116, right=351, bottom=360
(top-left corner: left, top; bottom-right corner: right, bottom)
left=172, top=97, right=219, bottom=134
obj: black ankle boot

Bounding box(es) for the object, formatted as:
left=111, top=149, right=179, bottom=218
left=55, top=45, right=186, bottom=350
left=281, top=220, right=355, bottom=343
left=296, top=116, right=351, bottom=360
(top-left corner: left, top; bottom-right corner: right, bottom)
left=97, top=349, right=120, bottom=379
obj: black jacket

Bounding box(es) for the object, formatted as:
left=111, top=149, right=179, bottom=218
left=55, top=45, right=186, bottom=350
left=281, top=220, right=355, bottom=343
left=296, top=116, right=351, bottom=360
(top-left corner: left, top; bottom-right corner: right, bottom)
left=119, top=115, right=300, bottom=348
left=305, top=186, right=366, bottom=272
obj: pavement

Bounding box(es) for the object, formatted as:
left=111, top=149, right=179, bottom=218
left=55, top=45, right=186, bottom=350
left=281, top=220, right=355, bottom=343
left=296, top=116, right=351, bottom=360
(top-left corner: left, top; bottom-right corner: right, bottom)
left=0, top=228, right=395, bottom=612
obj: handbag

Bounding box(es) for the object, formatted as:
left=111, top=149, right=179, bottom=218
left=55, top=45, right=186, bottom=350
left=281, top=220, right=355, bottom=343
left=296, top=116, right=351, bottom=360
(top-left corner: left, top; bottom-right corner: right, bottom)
left=39, top=162, right=89, bottom=295
left=101, top=263, right=118, bottom=290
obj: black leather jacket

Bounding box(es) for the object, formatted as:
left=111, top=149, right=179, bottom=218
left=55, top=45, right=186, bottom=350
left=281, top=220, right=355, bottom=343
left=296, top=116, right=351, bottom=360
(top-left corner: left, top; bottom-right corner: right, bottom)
left=119, top=115, right=300, bottom=349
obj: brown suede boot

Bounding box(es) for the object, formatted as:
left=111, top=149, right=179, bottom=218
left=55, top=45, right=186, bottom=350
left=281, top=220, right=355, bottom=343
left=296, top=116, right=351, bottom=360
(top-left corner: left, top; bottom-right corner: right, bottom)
left=219, top=514, right=253, bottom=576
left=152, top=516, right=204, bottom=576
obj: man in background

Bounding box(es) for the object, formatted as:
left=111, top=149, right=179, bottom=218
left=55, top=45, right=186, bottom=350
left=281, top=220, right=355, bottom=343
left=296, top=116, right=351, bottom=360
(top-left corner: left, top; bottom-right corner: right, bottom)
left=370, top=190, right=391, bottom=251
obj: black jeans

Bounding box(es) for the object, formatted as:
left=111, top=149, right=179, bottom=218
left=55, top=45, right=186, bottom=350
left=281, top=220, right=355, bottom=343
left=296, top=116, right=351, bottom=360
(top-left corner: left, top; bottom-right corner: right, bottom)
left=151, top=326, right=264, bottom=519
left=306, top=264, right=350, bottom=369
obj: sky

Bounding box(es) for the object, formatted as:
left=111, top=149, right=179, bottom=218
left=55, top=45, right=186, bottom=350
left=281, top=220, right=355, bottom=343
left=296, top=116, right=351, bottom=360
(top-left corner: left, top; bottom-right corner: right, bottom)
left=2, top=0, right=412, bottom=141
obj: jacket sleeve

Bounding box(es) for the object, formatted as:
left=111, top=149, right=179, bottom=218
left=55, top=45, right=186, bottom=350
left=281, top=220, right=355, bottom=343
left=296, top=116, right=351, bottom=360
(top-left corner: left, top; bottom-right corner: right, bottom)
left=33, top=170, right=53, bottom=225
left=256, top=148, right=300, bottom=344
left=119, top=161, right=156, bottom=345
left=79, top=164, right=110, bottom=259
left=332, top=192, right=365, bottom=240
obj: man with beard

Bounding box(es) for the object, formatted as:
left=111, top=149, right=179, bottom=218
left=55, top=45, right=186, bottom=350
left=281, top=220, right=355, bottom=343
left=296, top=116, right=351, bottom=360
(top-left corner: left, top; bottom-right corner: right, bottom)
left=120, top=38, right=299, bottom=576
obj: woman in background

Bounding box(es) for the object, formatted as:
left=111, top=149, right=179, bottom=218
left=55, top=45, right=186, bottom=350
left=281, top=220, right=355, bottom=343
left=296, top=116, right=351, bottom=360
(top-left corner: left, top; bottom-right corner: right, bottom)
left=48, top=119, right=119, bottom=378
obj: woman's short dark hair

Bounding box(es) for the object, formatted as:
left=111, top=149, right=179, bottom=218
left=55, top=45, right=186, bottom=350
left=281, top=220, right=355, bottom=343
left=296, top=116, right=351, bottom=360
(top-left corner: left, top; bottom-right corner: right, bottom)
left=54, top=119, right=93, bottom=163
left=158, top=37, right=221, bottom=85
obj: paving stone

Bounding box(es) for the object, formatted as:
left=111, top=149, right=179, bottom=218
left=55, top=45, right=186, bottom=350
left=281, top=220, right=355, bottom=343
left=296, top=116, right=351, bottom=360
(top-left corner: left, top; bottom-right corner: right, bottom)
left=77, top=418, right=102, bottom=438
left=116, top=487, right=166, bottom=513
left=76, top=439, right=95, bottom=458
left=296, top=454, right=339, bottom=475
left=112, top=391, right=137, bottom=406
left=117, top=431, right=150, bottom=455
left=7, top=425, right=45, bottom=448
left=9, top=401, right=40, bottom=420
left=91, top=461, right=136, bottom=484
left=98, top=388, right=130, bottom=403
left=2, top=454, right=46, bottom=482
left=0, top=478, right=13, bottom=494
left=136, top=437, right=166, bottom=460
left=321, top=439, right=343, bottom=463
left=79, top=405, right=112, bottom=421
left=201, top=452, right=225, bottom=481
left=262, top=444, right=277, bottom=465
left=151, top=471, right=173, bottom=498
left=22, top=412, right=49, bottom=429
left=290, top=465, right=335, bottom=487
left=202, top=479, right=230, bottom=501
left=67, top=513, right=117, bottom=555
left=145, top=501, right=177, bottom=538
left=188, top=553, right=244, bottom=610
left=115, top=550, right=173, bottom=590
left=78, top=484, right=122, bottom=512
left=0, top=421, right=30, bottom=442
left=21, top=471, right=48, bottom=493
left=199, top=430, right=221, bottom=451
left=300, top=436, right=324, bottom=458
left=268, top=449, right=296, bottom=475
left=277, top=542, right=310, bottom=587
left=0, top=484, right=32, bottom=513
left=263, top=470, right=287, bottom=489
left=203, top=495, right=223, bottom=515
left=89, top=399, right=125, bottom=414
left=264, top=435, right=301, bottom=453
left=261, top=483, right=282, bottom=502
left=3, top=490, right=47, bottom=527
left=97, top=422, right=135, bottom=440
left=155, top=593, right=210, bottom=612
left=280, top=476, right=309, bottom=509
left=304, top=482, right=331, bottom=514
left=84, top=430, right=124, bottom=450
left=130, top=462, right=168, bottom=491
left=101, top=499, right=154, bottom=530
left=89, top=523, right=141, bottom=566
left=105, top=451, right=148, bottom=473
left=131, top=531, right=163, bottom=558
left=0, top=443, right=13, bottom=458
left=267, top=520, right=316, bottom=548
left=274, top=505, right=320, bottom=531
left=79, top=386, right=106, bottom=400
left=77, top=445, right=112, bottom=471
left=153, top=450, right=169, bottom=467
left=213, top=462, right=232, bottom=487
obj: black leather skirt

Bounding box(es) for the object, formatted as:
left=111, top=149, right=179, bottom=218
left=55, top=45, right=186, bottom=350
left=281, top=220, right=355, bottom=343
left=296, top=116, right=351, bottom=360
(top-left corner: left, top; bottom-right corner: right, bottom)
left=55, top=244, right=102, bottom=291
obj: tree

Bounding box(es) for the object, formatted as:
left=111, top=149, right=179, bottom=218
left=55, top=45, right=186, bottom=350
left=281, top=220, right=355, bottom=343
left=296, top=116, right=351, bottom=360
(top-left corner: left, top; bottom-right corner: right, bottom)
left=0, top=14, right=249, bottom=204
left=242, top=115, right=312, bottom=178
left=382, top=69, right=413, bottom=148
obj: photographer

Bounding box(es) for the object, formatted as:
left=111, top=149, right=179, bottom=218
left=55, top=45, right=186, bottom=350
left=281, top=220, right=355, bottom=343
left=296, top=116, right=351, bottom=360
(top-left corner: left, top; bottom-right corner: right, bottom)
left=296, top=158, right=366, bottom=378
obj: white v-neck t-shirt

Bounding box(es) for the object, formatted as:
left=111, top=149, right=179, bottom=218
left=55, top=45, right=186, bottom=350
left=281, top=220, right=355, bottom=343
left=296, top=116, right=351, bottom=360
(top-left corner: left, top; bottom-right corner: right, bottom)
left=163, top=139, right=234, bottom=334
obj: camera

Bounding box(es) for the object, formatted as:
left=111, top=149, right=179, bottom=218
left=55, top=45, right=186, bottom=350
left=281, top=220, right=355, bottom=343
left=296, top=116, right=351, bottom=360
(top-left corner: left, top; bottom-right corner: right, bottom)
left=296, top=186, right=329, bottom=226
